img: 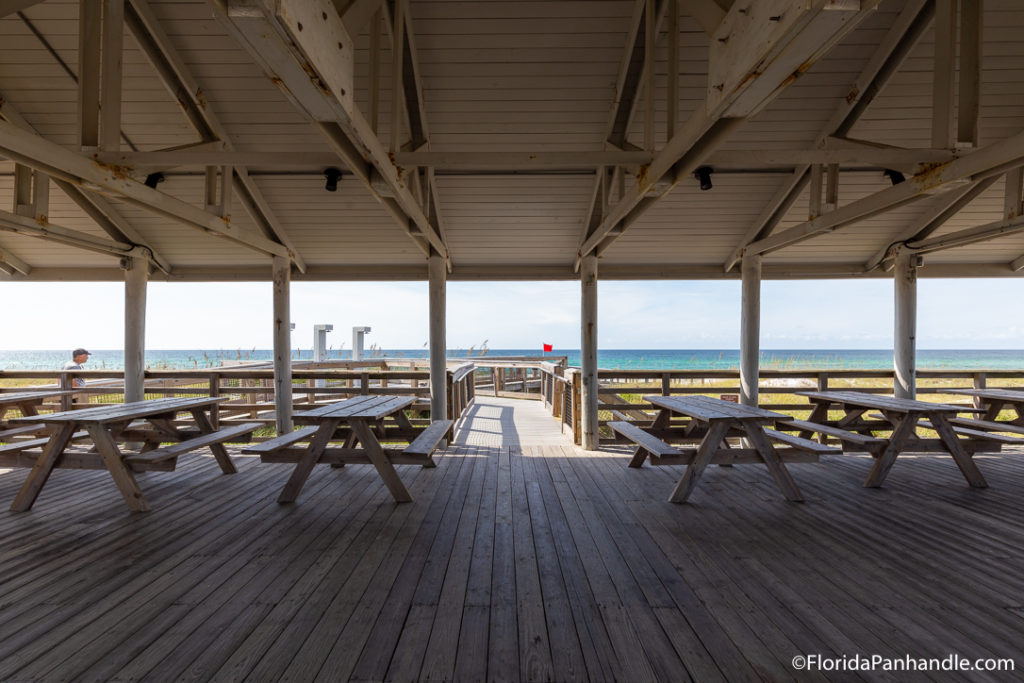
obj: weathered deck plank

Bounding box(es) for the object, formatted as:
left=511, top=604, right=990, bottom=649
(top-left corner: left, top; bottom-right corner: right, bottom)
left=0, top=397, right=1022, bottom=681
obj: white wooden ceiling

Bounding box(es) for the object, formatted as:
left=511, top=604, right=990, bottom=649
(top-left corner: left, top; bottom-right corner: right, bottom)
left=1, top=0, right=1023, bottom=281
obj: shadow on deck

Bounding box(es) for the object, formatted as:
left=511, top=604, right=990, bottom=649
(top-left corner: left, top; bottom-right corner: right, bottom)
left=0, top=397, right=1022, bottom=681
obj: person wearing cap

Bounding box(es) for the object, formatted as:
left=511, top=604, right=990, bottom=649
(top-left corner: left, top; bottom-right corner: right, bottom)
left=63, top=348, right=91, bottom=388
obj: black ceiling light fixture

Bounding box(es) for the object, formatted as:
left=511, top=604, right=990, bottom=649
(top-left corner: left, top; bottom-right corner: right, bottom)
left=143, top=172, right=165, bottom=189
left=324, top=167, right=342, bottom=192
left=694, top=166, right=713, bottom=191
left=883, top=168, right=906, bottom=185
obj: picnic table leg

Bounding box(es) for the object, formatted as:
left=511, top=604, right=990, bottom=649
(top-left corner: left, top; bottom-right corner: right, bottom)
left=350, top=419, right=412, bottom=502
left=801, top=401, right=830, bottom=442
left=669, top=421, right=730, bottom=504
left=190, top=409, right=237, bottom=474
left=863, top=414, right=920, bottom=488
left=279, top=419, right=339, bottom=503
left=743, top=421, right=803, bottom=502
left=331, top=431, right=357, bottom=469
left=930, top=413, right=988, bottom=488
left=85, top=423, right=150, bottom=512
left=629, top=409, right=668, bottom=468
left=11, top=422, right=76, bottom=512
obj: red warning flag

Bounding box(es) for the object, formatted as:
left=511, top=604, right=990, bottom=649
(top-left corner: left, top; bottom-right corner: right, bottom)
left=543, top=343, right=553, bottom=352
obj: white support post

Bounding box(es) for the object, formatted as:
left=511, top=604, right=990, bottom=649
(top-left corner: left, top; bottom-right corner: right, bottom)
left=580, top=254, right=599, bottom=450
left=123, top=256, right=147, bottom=403
left=957, top=0, right=982, bottom=148
left=428, top=251, right=447, bottom=424
left=78, top=0, right=102, bottom=151
left=931, top=0, right=956, bottom=149
left=272, top=256, right=293, bottom=434
left=740, top=254, right=762, bottom=407
left=643, top=0, right=655, bottom=152
left=894, top=250, right=918, bottom=399
left=100, top=0, right=124, bottom=152
left=809, top=164, right=823, bottom=219
left=390, top=0, right=406, bottom=155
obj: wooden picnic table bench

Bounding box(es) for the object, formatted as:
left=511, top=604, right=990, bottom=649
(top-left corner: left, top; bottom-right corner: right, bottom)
left=617, top=395, right=836, bottom=503
left=946, top=387, right=1024, bottom=434
left=0, top=389, right=73, bottom=431
left=8, top=396, right=259, bottom=512
left=795, top=390, right=995, bottom=489
left=243, top=394, right=453, bottom=503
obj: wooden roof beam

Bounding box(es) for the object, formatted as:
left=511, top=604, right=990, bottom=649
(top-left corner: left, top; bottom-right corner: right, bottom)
left=580, top=0, right=880, bottom=265
left=0, top=120, right=291, bottom=259
left=0, top=206, right=150, bottom=261
left=722, top=0, right=933, bottom=272
left=907, top=214, right=1024, bottom=256
left=745, top=130, right=1024, bottom=258
left=863, top=176, right=998, bottom=272
left=215, top=0, right=449, bottom=264
left=0, top=244, right=31, bottom=275
left=0, top=1, right=42, bottom=19
left=0, top=90, right=172, bottom=274
left=125, top=0, right=306, bottom=273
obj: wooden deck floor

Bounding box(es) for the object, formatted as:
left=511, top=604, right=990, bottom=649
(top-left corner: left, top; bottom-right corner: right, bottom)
left=1, top=398, right=1024, bottom=681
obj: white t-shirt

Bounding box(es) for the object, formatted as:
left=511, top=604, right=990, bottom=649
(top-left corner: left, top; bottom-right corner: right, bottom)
left=62, top=360, right=85, bottom=388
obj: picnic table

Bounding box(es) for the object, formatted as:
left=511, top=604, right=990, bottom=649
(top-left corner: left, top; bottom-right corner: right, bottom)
left=243, top=394, right=453, bottom=504
left=613, top=395, right=836, bottom=503
left=6, top=396, right=260, bottom=512
left=0, top=390, right=73, bottom=436
left=946, top=387, right=1024, bottom=434
left=790, top=390, right=1015, bottom=489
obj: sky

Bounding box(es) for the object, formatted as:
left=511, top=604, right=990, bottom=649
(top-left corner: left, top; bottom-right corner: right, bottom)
left=1, top=278, right=1023, bottom=351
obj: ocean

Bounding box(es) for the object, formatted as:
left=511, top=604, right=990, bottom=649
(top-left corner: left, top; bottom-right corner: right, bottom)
left=4, top=349, right=1024, bottom=371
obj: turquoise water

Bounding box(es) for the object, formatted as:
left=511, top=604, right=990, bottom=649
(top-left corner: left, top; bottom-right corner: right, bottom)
left=3, top=349, right=1024, bottom=371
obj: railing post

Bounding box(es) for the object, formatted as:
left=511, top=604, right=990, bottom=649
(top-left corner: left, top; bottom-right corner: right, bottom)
left=572, top=370, right=582, bottom=446
left=661, top=373, right=671, bottom=396
left=209, top=372, right=220, bottom=429
left=60, top=373, right=73, bottom=411
left=973, top=372, right=986, bottom=412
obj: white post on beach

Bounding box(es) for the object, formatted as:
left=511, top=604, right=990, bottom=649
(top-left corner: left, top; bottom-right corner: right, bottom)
left=352, top=326, right=371, bottom=361
left=428, top=252, right=447, bottom=425
left=123, top=256, right=147, bottom=403
left=580, top=254, right=599, bottom=450
left=313, top=324, right=332, bottom=389
left=272, top=256, right=293, bottom=434
left=740, top=253, right=761, bottom=407
left=894, top=249, right=918, bottom=399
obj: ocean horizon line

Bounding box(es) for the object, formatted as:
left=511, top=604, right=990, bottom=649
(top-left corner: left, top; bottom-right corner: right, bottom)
left=4, top=348, right=1024, bottom=372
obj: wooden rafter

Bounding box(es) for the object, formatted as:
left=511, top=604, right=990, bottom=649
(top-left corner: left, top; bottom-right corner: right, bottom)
left=863, top=177, right=999, bottom=272
left=0, top=0, right=41, bottom=19
left=0, top=119, right=291, bottom=259
left=722, top=0, right=934, bottom=272
left=0, top=91, right=172, bottom=273
left=745, top=130, right=1024, bottom=258
left=580, top=0, right=881, bottom=266
left=215, top=0, right=450, bottom=263
left=125, top=0, right=307, bottom=273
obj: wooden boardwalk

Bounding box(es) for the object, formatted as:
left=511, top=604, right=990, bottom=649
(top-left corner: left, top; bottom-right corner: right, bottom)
left=0, top=398, right=1023, bottom=681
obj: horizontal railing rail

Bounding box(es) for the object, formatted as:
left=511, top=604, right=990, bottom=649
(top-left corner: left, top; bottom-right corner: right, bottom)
left=534, top=366, right=1024, bottom=446
left=0, top=363, right=478, bottom=432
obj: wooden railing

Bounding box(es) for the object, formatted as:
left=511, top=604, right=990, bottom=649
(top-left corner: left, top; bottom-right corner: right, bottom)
left=537, top=367, right=1024, bottom=446
left=0, top=362, right=477, bottom=430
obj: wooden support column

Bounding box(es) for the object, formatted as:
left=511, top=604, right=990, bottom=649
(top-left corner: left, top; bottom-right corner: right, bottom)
left=894, top=250, right=918, bottom=399
left=123, top=256, right=147, bottom=403
left=740, top=254, right=761, bottom=407
left=580, top=254, right=599, bottom=450
left=272, top=256, right=293, bottom=434
left=428, top=250, right=447, bottom=424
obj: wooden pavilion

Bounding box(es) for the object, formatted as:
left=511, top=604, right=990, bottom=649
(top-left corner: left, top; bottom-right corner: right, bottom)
left=1, top=0, right=1024, bottom=448
left=3, top=2, right=1024, bottom=678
